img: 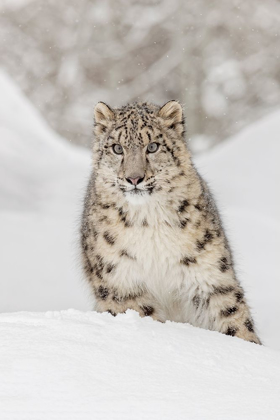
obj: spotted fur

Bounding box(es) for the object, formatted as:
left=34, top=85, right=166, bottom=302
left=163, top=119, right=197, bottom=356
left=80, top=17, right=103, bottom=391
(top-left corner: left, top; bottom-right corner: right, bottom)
left=81, top=100, right=261, bottom=344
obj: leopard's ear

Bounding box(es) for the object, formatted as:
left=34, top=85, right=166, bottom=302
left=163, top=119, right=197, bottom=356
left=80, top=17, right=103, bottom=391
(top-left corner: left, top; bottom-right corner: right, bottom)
left=94, top=102, right=115, bottom=136
left=158, top=100, right=184, bottom=136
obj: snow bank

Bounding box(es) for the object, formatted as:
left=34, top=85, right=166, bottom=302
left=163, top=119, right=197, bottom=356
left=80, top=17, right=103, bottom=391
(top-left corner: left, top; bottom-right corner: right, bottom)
left=0, top=70, right=90, bottom=215
left=1, top=309, right=280, bottom=420
left=195, top=111, right=280, bottom=220
left=0, top=70, right=92, bottom=312
left=195, top=113, right=280, bottom=350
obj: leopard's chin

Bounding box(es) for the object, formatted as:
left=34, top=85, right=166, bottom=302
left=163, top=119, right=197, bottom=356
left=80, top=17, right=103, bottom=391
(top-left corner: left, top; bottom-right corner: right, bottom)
left=124, top=189, right=150, bottom=205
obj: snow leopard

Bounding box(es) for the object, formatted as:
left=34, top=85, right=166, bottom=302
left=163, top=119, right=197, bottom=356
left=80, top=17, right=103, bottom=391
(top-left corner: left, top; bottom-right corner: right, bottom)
left=81, top=100, right=261, bottom=344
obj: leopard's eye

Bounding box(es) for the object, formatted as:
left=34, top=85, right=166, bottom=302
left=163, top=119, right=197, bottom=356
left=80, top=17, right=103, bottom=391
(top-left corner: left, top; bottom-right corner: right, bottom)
left=112, top=144, right=123, bottom=155
left=147, top=142, right=159, bottom=153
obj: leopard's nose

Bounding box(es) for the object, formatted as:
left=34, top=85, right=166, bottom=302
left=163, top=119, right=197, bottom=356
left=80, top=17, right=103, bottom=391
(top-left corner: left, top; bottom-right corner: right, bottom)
left=126, top=176, right=144, bottom=185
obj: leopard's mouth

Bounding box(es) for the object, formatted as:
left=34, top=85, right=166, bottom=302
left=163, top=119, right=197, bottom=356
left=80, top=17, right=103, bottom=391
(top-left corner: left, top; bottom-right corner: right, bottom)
left=126, top=188, right=147, bottom=195
left=119, top=182, right=154, bottom=198
left=123, top=187, right=151, bottom=205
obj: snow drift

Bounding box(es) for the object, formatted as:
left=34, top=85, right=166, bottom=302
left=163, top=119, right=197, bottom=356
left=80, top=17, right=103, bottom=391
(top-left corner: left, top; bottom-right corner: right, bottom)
left=1, top=309, right=280, bottom=420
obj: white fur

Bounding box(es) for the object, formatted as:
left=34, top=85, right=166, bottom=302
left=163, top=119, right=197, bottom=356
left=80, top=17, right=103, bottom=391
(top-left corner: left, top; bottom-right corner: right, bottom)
left=105, top=197, right=217, bottom=324
left=124, top=190, right=151, bottom=205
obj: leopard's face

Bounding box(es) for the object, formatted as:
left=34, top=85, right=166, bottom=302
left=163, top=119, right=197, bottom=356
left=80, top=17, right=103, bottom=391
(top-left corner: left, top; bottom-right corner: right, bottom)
left=93, top=101, right=190, bottom=204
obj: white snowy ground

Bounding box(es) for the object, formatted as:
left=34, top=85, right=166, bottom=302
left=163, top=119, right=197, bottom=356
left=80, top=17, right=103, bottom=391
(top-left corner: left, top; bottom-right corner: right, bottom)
left=1, top=309, right=280, bottom=420
left=0, top=70, right=280, bottom=418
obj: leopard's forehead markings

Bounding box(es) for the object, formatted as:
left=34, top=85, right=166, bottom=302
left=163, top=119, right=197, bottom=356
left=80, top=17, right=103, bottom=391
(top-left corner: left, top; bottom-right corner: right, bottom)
left=113, top=102, right=159, bottom=148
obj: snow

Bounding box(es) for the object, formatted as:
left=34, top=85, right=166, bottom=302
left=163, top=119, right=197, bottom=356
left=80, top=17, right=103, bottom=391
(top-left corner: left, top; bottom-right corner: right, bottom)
left=195, top=112, right=280, bottom=350
left=0, top=70, right=90, bottom=215
left=1, top=309, right=280, bottom=420
left=0, top=70, right=92, bottom=312
left=0, top=70, right=280, bottom=418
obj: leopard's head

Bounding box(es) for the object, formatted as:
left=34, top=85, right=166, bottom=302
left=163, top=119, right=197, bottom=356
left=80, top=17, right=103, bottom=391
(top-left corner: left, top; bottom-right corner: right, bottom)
left=92, top=101, right=191, bottom=205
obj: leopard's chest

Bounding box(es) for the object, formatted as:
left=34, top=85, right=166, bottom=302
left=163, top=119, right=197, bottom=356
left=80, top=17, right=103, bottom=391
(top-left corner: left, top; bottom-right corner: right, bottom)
left=107, top=217, right=195, bottom=308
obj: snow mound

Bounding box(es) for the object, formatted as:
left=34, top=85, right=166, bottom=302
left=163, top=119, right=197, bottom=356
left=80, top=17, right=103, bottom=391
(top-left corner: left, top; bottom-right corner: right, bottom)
left=0, top=70, right=90, bottom=215
left=194, top=112, right=280, bottom=350
left=0, top=70, right=92, bottom=312
left=1, top=309, right=280, bottom=420
left=195, top=110, right=280, bottom=220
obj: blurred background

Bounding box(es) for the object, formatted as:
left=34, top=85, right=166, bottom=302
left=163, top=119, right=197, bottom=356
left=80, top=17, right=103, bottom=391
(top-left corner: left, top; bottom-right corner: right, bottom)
left=1, top=0, right=280, bottom=152
left=0, top=1, right=279, bottom=349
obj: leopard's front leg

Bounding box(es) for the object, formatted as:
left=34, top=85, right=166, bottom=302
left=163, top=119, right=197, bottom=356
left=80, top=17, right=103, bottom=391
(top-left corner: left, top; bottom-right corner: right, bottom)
left=93, top=283, right=165, bottom=322
left=213, top=287, right=261, bottom=344
left=193, top=284, right=261, bottom=344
